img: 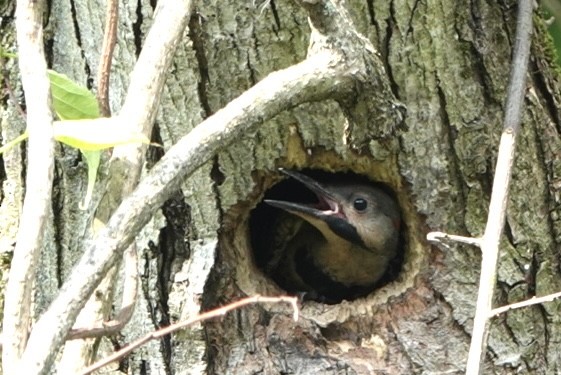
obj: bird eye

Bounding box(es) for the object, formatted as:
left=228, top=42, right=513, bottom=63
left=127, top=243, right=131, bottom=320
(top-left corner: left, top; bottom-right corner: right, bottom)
left=353, top=198, right=368, bottom=211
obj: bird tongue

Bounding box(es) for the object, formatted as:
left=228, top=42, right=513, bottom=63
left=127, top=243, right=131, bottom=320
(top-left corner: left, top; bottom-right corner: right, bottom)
left=313, top=194, right=346, bottom=219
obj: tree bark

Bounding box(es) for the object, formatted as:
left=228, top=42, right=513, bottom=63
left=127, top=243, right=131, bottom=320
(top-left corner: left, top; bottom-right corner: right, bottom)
left=1, top=0, right=561, bottom=374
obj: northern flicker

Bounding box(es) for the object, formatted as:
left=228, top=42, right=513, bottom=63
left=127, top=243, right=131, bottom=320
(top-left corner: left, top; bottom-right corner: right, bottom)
left=264, top=169, right=401, bottom=302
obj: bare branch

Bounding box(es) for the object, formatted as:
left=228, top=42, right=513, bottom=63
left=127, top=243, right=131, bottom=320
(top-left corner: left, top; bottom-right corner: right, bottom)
left=1, top=0, right=55, bottom=372
left=466, top=1, right=534, bottom=373
left=426, top=231, right=482, bottom=248
left=490, top=291, right=561, bottom=317
left=80, top=295, right=299, bottom=375
left=96, top=0, right=119, bottom=117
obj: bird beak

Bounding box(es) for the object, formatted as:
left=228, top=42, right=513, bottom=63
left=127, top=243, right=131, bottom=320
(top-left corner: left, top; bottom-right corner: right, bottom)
left=264, top=169, right=345, bottom=222
left=264, top=168, right=368, bottom=249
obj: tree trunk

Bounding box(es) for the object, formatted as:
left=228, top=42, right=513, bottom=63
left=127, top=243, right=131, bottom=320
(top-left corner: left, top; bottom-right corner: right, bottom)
left=1, top=0, right=561, bottom=374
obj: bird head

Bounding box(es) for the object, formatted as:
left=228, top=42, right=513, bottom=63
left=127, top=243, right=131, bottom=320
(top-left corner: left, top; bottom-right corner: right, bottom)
left=265, top=169, right=401, bottom=255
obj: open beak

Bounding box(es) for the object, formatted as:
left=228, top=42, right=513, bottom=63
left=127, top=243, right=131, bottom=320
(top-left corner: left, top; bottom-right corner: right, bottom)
left=265, top=169, right=366, bottom=248
left=264, top=169, right=344, bottom=222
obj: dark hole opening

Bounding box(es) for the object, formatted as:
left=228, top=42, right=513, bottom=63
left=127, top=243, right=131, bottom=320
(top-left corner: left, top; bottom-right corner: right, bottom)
left=250, top=169, right=406, bottom=304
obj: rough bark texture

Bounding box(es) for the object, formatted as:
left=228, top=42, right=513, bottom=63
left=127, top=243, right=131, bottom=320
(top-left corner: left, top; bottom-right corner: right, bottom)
left=2, top=0, right=561, bottom=374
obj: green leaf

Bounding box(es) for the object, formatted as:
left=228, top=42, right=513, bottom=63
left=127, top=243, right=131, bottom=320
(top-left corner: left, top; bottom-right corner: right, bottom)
left=0, top=131, right=28, bottom=154
left=48, top=70, right=100, bottom=120
left=53, top=119, right=151, bottom=151
left=0, top=47, right=17, bottom=59
left=47, top=70, right=150, bottom=210
left=80, top=150, right=101, bottom=209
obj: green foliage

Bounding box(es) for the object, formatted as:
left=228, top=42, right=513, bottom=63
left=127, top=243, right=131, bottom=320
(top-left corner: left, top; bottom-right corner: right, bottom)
left=47, top=70, right=150, bottom=209
left=47, top=70, right=100, bottom=120
left=1, top=69, right=150, bottom=209
left=0, top=47, right=16, bottom=59
left=80, top=150, right=101, bottom=210
left=48, top=70, right=103, bottom=210
left=0, top=131, right=27, bottom=154
left=547, top=22, right=561, bottom=66
left=543, top=0, right=561, bottom=66
left=53, top=119, right=150, bottom=151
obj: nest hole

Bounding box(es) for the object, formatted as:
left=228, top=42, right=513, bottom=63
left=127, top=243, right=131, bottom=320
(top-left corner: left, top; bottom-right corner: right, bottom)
left=249, top=169, right=406, bottom=304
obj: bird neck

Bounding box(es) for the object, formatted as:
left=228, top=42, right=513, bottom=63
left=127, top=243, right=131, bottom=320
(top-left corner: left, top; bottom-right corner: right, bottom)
left=302, top=219, right=393, bottom=287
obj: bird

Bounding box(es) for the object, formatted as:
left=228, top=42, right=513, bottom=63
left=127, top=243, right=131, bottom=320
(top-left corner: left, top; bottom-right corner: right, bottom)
left=264, top=169, right=401, bottom=302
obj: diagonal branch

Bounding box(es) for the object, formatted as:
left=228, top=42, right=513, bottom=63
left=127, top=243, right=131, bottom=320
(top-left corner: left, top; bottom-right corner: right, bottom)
left=17, top=1, right=400, bottom=373
left=18, top=51, right=350, bottom=375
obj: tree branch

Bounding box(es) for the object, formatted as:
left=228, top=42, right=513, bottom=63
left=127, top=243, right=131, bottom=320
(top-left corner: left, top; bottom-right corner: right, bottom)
left=80, top=295, right=299, bottom=375
left=426, top=231, right=482, bottom=248
left=96, top=0, right=118, bottom=117
left=1, top=0, right=55, bottom=373
left=466, top=1, right=534, bottom=373
left=490, top=291, right=561, bottom=317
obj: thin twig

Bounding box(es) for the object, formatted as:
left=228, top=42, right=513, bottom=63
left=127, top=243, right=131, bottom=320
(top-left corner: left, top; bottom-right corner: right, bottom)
left=426, top=231, right=482, bottom=248
left=1, top=0, right=55, bottom=373
left=96, top=0, right=118, bottom=117
left=490, top=291, right=561, bottom=317
left=80, top=295, right=299, bottom=375
left=63, top=0, right=126, bottom=349
left=466, top=1, right=533, bottom=373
